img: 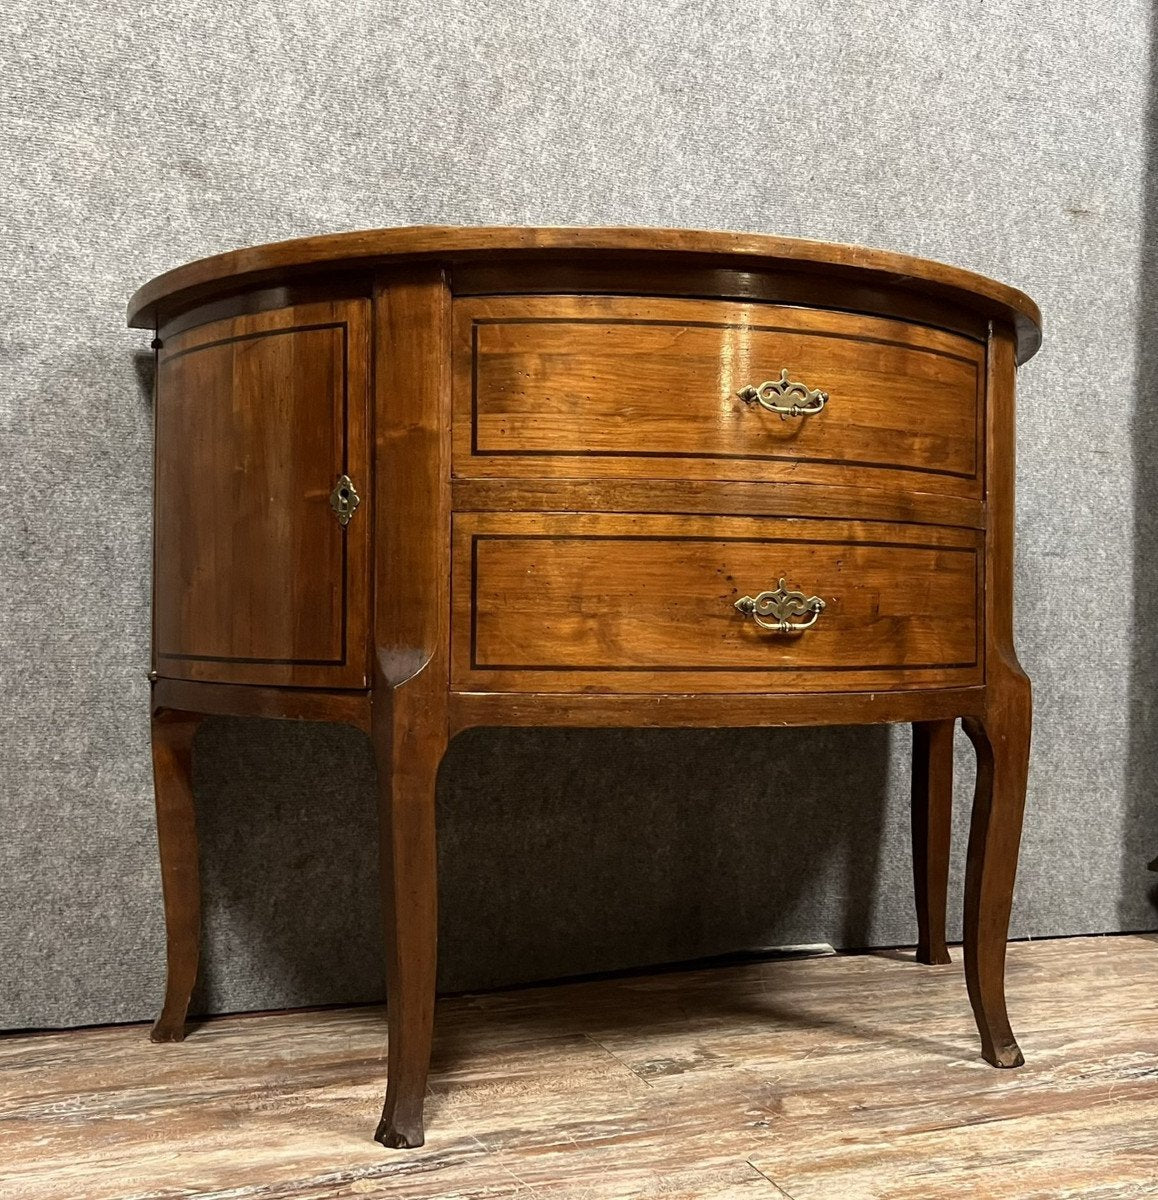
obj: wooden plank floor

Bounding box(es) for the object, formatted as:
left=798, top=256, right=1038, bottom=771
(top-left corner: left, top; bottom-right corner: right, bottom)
left=2, top=935, right=1157, bottom=1199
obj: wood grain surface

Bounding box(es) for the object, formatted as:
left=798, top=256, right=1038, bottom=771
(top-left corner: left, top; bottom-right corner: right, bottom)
left=450, top=477, right=986, bottom=531
left=448, top=686, right=988, bottom=732
left=368, top=268, right=453, bottom=1149
left=153, top=299, right=371, bottom=688
left=126, top=226, right=1043, bottom=365
left=2, top=935, right=1153, bottom=1200
left=135, top=239, right=1039, bottom=1150
left=453, top=513, right=982, bottom=694
left=150, top=678, right=372, bottom=730
left=911, top=719, right=955, bottom=966
left=450, top=256, right=993, bottom=348
left=147, top=710, right=204, bottom=1044
left=455, top=296, right=983, bottom=494
left=959, top=323, right=1034, bottom=1071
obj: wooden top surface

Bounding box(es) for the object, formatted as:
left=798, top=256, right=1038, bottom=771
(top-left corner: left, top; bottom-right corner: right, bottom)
left=127, top=226, right=1042, bottom=361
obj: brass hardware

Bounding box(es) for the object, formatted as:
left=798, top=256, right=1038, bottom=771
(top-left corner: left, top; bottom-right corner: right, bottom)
left=147, top=670, right=158, bottom=683
left=738, top=369, right=828, bottom=418
left=330, top=474, right=360, bottom=526
left=735, top=579, right=826, bottom=633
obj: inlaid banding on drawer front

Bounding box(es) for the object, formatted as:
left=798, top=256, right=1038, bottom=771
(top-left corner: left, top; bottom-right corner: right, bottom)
left=453, top=296, right=985, bottom=496
left=452, top=513, right=983, bottom=695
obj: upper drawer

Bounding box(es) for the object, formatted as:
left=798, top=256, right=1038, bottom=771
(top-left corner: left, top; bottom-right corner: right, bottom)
left=453, top=296, right=984, bottom=497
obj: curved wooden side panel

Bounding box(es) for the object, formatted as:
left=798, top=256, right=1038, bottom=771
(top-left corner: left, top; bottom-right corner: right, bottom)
left=153, top=299, right=371, bottom=689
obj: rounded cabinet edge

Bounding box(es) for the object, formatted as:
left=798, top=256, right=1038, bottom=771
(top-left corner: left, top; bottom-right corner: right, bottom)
left=127, top=226, right=1042, bottom=364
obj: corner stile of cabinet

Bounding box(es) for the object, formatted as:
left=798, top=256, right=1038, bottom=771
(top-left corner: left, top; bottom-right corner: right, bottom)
left=370, top=266, right=453, bottom=703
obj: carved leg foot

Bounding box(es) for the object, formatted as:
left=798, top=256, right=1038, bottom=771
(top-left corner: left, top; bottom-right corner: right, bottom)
left=962, top=676, right=1031, bottom=1068
left=911, top=720, right=954, bottom=965
left=372, top=687, right=442, bottom=1149
left=149, top=710, right=204, bottom=1043
left=375, top=1111, right=426, bottom=1151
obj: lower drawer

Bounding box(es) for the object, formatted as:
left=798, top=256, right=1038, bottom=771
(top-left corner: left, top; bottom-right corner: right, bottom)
left=452, top=513, right=982, bottom=694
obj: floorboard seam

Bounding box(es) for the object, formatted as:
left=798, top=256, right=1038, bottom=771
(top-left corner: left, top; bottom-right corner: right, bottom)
left=475, top=1133, right=546, bottom=1198
left=579, top=1032, right=655, bottom=1088
left=746, top=1158, right=798, bottom=1198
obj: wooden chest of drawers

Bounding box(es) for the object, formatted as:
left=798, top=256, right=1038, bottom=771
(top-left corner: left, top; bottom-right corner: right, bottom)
left=130, top=227, right=1041, bottom=1148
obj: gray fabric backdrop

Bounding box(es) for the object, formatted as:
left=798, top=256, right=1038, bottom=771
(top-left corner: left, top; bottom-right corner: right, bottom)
left=2, top=0, right=1154, bottom=1030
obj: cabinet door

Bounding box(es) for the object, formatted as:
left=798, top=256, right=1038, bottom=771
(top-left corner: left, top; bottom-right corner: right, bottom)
left=153, top=300, right=370, bottom=688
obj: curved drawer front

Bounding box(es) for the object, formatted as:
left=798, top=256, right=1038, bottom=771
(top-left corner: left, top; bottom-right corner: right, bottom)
left=453, top=513, right=982, bottom=694
left=453, top=296, right=984, bottom=496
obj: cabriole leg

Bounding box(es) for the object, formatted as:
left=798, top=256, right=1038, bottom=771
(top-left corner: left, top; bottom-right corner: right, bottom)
left=149, top=709, right=204, bottom=1043
left=962, top=675, right=1032, bottom=1068
left=911, top=719, right=954, bottom=965
left=372, top=688, right=443, bottom=1149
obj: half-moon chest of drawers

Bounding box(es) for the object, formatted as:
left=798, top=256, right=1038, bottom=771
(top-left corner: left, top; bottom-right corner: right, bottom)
left=129, top=227, right=1041, bottom=1148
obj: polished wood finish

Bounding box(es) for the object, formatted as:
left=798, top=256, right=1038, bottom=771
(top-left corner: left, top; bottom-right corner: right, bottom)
left=452, top=477, right=986, bottom=529
left=451, top=255, right=995, bottom=346
left=455, top=513, right=981, bottom=694
left=963, top=695, right=1031, bottom=1068
left=148, top=710, right=204, bottom=1043
left=152, top=677, right=371, bottom=729
left=911, top=720, right=954, bottom=966
left=962, top=324, right=1033, bottom=1068
left=133, top=227, right=1041, bottom=1147
left=5, top=936, right=1154, bottom=1200
left=449, top=687, right=988, bottom=732
left=153, top=300, right=371, bottom=688
left=371, top=684, right=442, bottom=1150
left=455, top=296, right=983, bottom=493
left=126, top=226, right=1042, bottom=362
left=369, top=270, right=451, bottom=1148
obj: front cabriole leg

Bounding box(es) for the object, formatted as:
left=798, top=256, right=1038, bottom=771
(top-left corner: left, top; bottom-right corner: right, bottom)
left=961, top=671, right=1031, bottom=1067
left=372, top=679, right=444, bottom=1149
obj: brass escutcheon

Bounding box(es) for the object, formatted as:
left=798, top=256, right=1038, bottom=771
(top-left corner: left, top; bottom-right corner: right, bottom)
left=330, top=474, right=360, bottom=526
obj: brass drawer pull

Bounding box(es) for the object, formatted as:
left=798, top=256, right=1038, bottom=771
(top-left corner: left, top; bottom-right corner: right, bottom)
left=735, top=579, right=826, bottom=633
left=738, top=369, right=828, bottom=418
left=330, top=474, right=361, bottom=526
